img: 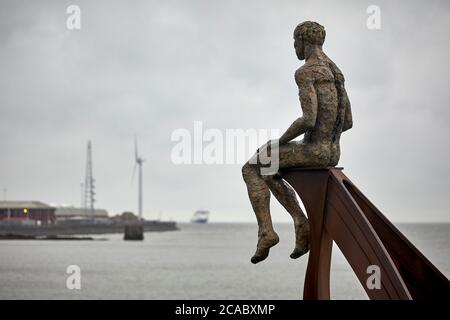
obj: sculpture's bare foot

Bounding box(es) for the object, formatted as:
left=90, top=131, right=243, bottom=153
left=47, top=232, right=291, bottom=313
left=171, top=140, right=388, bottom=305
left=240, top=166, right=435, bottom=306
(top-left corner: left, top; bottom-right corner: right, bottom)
left=251, top=231, right=279, bottom=264
left=290, top=218, right=310, bottom=259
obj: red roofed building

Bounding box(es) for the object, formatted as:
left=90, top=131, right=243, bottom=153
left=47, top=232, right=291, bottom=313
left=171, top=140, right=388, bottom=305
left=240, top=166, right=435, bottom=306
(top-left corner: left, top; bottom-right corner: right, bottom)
left=0, top=201, right=56, bottom=224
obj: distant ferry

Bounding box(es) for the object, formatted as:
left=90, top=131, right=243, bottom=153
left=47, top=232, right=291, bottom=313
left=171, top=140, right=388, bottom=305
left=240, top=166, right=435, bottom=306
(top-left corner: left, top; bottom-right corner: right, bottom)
left=191, top=210, right=209, bottom=223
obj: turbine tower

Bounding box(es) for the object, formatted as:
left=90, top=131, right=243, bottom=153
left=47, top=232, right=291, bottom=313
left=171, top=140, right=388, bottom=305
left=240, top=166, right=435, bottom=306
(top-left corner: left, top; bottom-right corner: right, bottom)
left=84, top=140, right=95, bottom=220
left=132, top=136, right=145, bottom=220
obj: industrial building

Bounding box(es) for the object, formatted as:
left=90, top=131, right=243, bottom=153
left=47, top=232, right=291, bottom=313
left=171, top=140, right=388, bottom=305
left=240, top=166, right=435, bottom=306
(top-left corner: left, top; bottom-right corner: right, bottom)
left=54, top=206, right=110, bottom=223
left=0, top=201, right=56, bottom=224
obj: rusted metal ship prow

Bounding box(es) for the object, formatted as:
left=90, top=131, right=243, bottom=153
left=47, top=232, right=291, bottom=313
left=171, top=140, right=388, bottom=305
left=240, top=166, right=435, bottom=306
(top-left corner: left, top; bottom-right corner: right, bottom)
left=280, top=167, right=450, bottom=300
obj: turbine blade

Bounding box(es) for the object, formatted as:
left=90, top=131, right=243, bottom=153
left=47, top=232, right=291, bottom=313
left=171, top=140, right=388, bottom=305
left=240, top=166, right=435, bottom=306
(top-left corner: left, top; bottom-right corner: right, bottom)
left=131, top=163, right=137, bottom=185
left=134, top=135, right=138, bottom=161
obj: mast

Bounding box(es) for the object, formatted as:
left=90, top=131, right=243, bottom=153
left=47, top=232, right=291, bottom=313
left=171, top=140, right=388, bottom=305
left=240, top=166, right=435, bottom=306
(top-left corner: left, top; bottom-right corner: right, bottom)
left=84, top=140, right=95, bottom=220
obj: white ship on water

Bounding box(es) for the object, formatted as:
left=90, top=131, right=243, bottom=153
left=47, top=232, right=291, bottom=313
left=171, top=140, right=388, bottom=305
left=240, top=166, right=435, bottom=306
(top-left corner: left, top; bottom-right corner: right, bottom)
left=190, top=210, right=209, bottom=224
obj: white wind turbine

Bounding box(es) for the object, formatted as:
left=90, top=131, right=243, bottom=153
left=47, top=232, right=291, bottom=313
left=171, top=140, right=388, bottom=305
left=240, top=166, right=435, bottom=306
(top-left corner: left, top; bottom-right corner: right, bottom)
left=132, top=136, right=145, bottom=220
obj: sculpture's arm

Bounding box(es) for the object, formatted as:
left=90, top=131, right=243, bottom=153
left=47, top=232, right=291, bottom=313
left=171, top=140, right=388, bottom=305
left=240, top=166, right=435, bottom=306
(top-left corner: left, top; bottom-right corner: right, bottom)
left=279, top=70, right=317, bottom=145
left=342, top=92, right=353, bottom=132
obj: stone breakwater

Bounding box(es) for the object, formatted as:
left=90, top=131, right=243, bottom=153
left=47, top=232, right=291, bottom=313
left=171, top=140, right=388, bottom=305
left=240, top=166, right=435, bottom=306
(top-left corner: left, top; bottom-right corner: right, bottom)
left=0, top=221, right=178, bottom=236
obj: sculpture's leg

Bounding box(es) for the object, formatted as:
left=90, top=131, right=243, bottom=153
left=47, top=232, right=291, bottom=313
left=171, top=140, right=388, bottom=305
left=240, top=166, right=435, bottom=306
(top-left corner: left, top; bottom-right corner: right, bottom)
left=264, top=174, right=310, bottom=259
left=261, top=142, right=325, bottom=259
left=242, top=162, right=279, bottom=264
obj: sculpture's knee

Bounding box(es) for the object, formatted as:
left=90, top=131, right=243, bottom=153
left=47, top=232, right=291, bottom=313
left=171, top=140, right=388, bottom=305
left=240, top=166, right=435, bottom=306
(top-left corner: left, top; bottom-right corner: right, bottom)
left=242, top=162, right=256, bottom=183
left=261, top=171, right=281, bottom=183
left=261, top=174, right=274, bottom=183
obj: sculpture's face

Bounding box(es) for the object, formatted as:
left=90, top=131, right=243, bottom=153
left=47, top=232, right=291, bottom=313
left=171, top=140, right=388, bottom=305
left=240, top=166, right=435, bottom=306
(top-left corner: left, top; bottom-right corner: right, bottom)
left=294, top=36, right=305, bottom=60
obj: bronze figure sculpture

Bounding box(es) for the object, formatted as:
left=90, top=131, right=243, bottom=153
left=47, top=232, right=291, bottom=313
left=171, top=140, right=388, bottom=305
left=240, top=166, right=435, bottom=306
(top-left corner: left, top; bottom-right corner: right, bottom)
left=242, top=21, right=353, bottom=264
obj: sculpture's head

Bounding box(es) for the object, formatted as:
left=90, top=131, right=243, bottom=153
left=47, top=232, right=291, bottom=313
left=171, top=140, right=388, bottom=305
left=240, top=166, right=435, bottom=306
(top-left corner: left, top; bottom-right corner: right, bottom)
left=293, top=21, right=326, bottom=60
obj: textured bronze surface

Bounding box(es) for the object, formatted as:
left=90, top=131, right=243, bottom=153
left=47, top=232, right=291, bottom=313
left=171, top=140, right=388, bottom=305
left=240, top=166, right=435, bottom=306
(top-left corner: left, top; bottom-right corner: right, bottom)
left=242, top=21, right=352, bottom=264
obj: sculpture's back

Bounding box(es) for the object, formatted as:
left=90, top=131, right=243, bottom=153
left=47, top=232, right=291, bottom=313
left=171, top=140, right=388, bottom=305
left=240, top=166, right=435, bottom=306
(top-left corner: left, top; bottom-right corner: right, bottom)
left=277, top=21, right=353, bottom=168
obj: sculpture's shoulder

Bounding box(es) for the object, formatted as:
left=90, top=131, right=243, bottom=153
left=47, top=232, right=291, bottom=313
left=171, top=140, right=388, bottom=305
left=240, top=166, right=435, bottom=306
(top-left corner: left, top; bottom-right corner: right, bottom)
left=294, top=65, right=314, bottom=86
left=295, top=61, right=334, bottom=86
left=324, top=56, right=345, bottom=84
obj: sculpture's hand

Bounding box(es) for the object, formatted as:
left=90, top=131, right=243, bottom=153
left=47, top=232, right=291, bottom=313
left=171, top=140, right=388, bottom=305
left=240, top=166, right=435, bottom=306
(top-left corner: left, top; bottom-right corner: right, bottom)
left=260, top=139, right=279, bottom=155
left=248, top=139, right=279, bottom=165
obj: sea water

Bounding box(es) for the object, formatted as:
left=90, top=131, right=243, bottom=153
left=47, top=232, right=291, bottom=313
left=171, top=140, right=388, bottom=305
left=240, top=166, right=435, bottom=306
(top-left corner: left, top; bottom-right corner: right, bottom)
left=0, top=223, right=448, bottom=299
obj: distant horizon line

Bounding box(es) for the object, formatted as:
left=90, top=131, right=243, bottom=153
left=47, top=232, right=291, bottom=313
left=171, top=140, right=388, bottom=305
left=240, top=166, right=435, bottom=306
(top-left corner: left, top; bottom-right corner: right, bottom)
left=182, top=221, right=450, bottom=224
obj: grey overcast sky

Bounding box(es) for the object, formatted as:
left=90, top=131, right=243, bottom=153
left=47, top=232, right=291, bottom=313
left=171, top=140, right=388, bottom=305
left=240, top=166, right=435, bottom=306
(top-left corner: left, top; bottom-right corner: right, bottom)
left=0, top=0, right=449, bottom=222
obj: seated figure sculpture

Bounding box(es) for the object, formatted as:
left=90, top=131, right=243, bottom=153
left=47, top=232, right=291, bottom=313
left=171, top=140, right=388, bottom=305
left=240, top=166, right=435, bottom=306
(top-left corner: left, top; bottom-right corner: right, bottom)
left=242, top=21, right=353, bottom=264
